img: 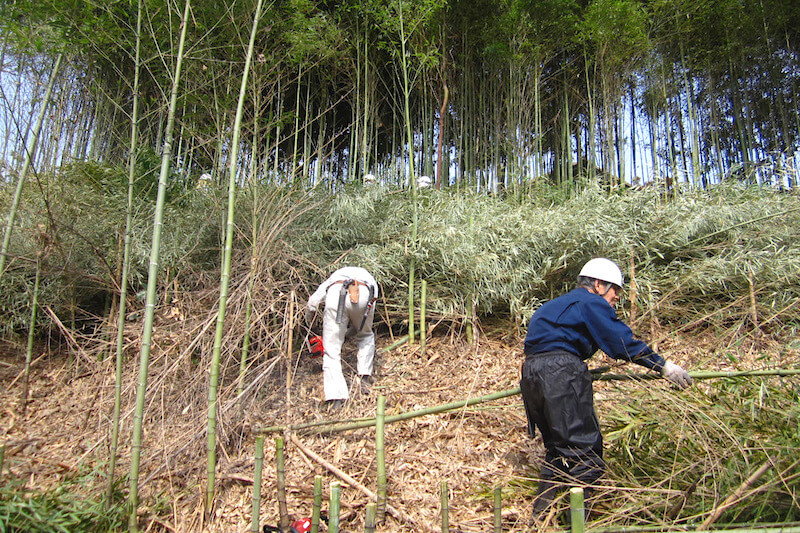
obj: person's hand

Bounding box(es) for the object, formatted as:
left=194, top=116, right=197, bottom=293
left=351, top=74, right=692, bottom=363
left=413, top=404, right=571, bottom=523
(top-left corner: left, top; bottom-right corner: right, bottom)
left=661, top=361, right=693, bottom=388
left=305, top=306, right=315, bottom=324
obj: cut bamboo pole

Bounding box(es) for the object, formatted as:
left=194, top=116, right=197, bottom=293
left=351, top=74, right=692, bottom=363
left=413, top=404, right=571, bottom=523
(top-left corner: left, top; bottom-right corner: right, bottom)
left=311, top=475, right=322, bottom=533
left=383, top=335, right=409, bottom=352
left=493, top=486, right=502, bottom=532
left=329, top=481, right=341, bottom=533
left=257, top=369, right=800, bottom=436
left=570, top=487, right=585, bottom=533
left=364, top=503, right=377, bottom=533
left=376, top=395, right=387, bottom=522
left=288, top=434, right=420, bottom=528
left=250, top=436, right=265, bottom=533
left=440, top=480, right=449, bottom=532
left=276, top=436, right=289, bottom=531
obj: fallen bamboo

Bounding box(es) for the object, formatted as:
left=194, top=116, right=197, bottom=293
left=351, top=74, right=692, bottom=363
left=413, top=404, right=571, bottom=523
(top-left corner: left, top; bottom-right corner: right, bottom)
left=699, top=457, right=775, bottom=530
left=255, top=368, right=800, bottom=436
left=288, top=434, right=424, bottom=531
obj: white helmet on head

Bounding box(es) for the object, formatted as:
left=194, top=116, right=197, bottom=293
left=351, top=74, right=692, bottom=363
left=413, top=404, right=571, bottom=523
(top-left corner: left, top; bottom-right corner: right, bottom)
left=579, top=258, right=623, bottom=287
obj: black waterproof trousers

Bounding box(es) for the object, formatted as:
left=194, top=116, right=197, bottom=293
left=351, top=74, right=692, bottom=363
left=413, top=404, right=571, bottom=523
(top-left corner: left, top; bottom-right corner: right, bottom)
left=520, top=351, right=605, bottom=515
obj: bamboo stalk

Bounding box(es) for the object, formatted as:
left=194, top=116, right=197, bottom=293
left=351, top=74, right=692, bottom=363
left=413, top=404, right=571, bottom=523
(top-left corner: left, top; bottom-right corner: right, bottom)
left=128, top=3, right=190, bottom=529
left=276, top=436, right=289, bottom=531
left=311, top=475, right=322, bottom=533
left=205, top=0, right=265, bottom=513
left=250, top=436, right=265, bottom=533
left=699, top=458, right=774, bottom=530
left=493, top=486, right=502, bottom=533
left=420, top=280, right=427, bottom=356
left=329, top=481, right=341, bottom=533
left=383, top=335, right=409, bottom=352
left=376, top=395, right=387, bottom=522
left=570, top=487, right=585, bottom=533
left=257, top=368, right=800, bottom=435
left=286, top=290, right=295, bottom=404
left=108, top=0, right=142, bottom=507
left=0, top=53, right=62, bottom=280
left=440, top=480, right=449, bottom=532
left=21, top=256, right=40, bottom=418
left=364, top=503, right=377, bottom=533
left=0, top=444, right=4, bottom=478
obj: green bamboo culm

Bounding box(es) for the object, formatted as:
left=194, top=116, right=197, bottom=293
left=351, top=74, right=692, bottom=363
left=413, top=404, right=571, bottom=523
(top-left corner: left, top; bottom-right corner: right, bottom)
left=311, top=475, right=322, bottom=533
left=257, top=368, right=800, bottom=436
left=205, top=0, right=265, bottom=513
left=329, top=481, right=341, bottom=533
left=108, top=0, right=142, bottom=507
left=127, top=3, right=191, bottom=529
left=250, top=436, right=265, bottom=533
left=364, top=503, right=377, bottom=533
left=376, top=395, right=387, bottom=522
left=0, top=53, right=62, bottom=281
left=276, top=437, right=288, bottom=531
left=570, top=487, right=585, bottom=533
left=420, top=280, right=427, bottom=356
left=398, top=3, right=417, bottom=346
left=493, top=486, right=502, bottom=533
left=21, top=257, right=40, bottom=418
left=440, top=480, right=449, bottom=532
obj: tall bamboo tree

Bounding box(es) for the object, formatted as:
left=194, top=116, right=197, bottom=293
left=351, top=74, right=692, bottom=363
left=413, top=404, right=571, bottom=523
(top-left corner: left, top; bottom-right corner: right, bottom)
left=108, top=0, right=143, bottom=506
left=205, top=0, right=265, bottom=514
left=0, top=53, right=62, bottom=280
left=127, top=1, right=191, bottom=529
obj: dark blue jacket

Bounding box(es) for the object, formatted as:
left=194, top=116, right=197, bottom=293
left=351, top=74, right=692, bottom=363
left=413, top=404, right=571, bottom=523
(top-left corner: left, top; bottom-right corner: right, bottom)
left=524, top=287, right=666, bottom=371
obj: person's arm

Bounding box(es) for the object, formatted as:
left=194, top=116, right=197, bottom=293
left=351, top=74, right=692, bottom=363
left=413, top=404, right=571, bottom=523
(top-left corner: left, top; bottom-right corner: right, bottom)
left=583, top=298, right=692, bottom=387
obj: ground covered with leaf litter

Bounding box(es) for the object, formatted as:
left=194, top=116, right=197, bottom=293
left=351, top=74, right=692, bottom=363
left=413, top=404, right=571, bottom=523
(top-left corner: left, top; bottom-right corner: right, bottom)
left=1, top=325, right=795, bottom=532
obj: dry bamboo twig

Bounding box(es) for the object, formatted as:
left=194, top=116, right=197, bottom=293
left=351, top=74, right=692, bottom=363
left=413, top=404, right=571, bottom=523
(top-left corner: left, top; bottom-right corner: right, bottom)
left=699, top=457, right=775, bottom=529
left=288, top=434, right=427, bottom=531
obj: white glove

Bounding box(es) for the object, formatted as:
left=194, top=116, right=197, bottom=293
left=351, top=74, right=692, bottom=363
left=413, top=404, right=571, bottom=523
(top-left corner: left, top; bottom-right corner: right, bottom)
left=305, top=306, right=316, bottom=324
left=661, top=361, right=693, bottom=389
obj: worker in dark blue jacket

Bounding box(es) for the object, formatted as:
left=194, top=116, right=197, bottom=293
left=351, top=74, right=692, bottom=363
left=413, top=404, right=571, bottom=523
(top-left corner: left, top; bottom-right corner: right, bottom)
left=521, top=258, right=692, bottom=522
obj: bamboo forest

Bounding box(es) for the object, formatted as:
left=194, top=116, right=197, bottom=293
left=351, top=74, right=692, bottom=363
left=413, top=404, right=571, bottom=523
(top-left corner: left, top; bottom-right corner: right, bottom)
left=2, top=0, right=800, bottom=532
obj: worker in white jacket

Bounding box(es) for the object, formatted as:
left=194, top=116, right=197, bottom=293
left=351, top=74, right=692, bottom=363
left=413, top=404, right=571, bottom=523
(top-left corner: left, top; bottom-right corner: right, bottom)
left=306, top=266, right=379, bottom=408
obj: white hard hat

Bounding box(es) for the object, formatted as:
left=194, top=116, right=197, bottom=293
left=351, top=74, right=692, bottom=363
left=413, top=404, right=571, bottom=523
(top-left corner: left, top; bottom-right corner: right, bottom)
left=363, top=173, right=376, bottom=184
left=579, top=258, right=623, bottom=287
left=417, top=175, right=432, bottom=188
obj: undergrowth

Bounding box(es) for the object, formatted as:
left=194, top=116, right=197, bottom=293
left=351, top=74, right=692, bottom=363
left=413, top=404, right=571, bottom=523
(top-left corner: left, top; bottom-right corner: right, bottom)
left=0, top=473, right=127, bottom=532
left=596, top=374, right=800, bottom=527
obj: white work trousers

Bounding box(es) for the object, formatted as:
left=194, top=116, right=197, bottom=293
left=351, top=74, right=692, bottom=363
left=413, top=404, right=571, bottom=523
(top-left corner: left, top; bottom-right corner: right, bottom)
left=322, top=284, right=375, bottom=400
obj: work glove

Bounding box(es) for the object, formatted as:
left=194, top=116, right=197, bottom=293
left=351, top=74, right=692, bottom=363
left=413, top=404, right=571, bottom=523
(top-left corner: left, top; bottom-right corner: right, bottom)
left=304, top=306, right=315, bottom=324
left=661, top=360, right=693, bottom=389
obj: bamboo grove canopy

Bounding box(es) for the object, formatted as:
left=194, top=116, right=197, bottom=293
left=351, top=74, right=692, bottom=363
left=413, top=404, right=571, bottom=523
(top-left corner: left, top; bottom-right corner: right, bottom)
left=2, top=0, right=800, bottom=192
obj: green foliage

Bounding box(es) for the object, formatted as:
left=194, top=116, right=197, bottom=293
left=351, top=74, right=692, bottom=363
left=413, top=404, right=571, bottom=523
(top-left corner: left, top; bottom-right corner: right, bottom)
left=0, top=473, right=127, bottom=532
left=0, top=162, right=222, bottom=334
left=289, top=183, right=800, bottom=330
left=602, top=376, right=800, bottom=524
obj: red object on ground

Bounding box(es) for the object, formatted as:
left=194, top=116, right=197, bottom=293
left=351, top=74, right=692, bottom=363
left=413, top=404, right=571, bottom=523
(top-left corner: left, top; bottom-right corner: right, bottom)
left=290, top=518, right=312, bottom=533
left=308, top=335, right=324, bottom=358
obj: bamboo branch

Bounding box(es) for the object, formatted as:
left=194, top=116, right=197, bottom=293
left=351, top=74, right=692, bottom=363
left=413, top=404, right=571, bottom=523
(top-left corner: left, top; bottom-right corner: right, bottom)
left=699, top=457, right=775, bottom=530
left=288, top=434, right=424, bottom=531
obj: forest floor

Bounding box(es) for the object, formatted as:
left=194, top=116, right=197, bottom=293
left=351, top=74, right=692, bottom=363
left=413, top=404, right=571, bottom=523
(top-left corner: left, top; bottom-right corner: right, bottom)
left=0, top=323, right=775, bottom=532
